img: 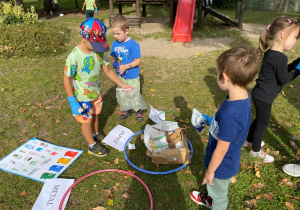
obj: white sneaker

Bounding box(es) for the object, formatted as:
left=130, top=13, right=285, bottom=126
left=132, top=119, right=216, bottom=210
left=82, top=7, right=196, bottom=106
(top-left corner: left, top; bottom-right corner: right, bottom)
left=60, top=13, right=64, bottom=17
left=244, top=140, right=265, bottom=148
left=50, top=11, right=53, bottom=16
left=250, top=149, right=274, bottom=163
left=282, top=164, right=300, bottom=177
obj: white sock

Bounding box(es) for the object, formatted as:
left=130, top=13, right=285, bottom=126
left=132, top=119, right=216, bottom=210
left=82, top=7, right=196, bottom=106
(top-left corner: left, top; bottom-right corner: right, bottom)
left=92, top=132, right=99, bottom=138
left=89, top=142, right=96, bottom=148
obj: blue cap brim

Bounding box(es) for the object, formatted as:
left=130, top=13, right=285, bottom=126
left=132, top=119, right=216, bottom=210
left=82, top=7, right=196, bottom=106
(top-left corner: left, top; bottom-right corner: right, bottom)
left=90, top=41, right=109, bottom=53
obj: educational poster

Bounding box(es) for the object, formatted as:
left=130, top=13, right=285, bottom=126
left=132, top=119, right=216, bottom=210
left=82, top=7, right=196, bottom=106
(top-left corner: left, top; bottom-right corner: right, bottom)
left=0, top=138, right=83, bottom=183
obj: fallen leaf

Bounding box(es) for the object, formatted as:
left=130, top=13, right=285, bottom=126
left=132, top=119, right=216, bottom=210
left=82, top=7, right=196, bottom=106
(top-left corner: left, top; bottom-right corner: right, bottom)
left=88, top=161, right=95, bottom=165
left=255, top=195, right=261, bottom=200
left=25, top=102, right=31, bottom=106
left=196, top=53, right=199, bottom=56
left=113, top=158, right=119, bottom=164
left=112, top=186, right=118, bottom=191
left=103, top=189, right=112, bottom=198
left=185, top=170, right=192, bottom=174
left=121, top=192, right=131, bottom=200
left=290, top=140, right=299, bottom=150
left=108, top=199, right=114, bottom=207
left=231, top=176, right=237, bottom=183
left=56, top=119, right=60, bottom=123
left=19, top=191, right=27, bottom=197
left=139, top=165, right=144, bottom=169
left=282, top=91, right=286, bottom=96
left=21, top=108, right=27, bottom=114
left=255, top=170, right=261, bottom=178
left=257, top=183, right=264, bottom=189
left=245, top=199, right=256, bottom=206
left=115, top=183, right=120, bottom=186
left=93, top=206, right=106, bottom=210
left=85, top=190, right=89, bottom=193
left=148, top=81, right=152, bottom=83
left=103, top=161, right=111, bottom=165
left=45, top=115, right=50, bottom=119
left=150, top=88, right=156, bottom=92
left=285, top=202, right=294, bottom=210
left=289, top=85, right=294, bottom=88
left=262, top=194, right=272, bottom=201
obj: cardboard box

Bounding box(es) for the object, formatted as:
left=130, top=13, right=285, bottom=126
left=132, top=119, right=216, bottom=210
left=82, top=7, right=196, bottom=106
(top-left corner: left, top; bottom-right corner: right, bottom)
left=146, top=128, right=191, bottom=165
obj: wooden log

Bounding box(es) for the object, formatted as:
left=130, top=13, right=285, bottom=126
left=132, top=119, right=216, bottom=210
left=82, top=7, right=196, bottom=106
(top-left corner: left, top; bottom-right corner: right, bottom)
left=203, top=5, right=238, bottom=26
left=109, top=0, right=114, bottom=16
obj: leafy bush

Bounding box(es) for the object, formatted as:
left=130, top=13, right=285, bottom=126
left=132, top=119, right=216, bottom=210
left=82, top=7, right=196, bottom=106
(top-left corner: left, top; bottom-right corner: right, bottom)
left=0, top=1, right=38, bottom=25
left=0, top=22, right=70, bottom=58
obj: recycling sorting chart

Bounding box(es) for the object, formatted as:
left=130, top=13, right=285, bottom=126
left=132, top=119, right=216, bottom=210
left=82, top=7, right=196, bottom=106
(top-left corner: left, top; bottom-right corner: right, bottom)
left=0, top=138, right=83, bottom=183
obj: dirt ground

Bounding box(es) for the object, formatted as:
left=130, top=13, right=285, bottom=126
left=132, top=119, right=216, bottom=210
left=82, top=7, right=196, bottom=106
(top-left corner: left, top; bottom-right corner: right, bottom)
left=128, top=22, right=265, bottom=59
left=53, top=12, right=265, bottom=59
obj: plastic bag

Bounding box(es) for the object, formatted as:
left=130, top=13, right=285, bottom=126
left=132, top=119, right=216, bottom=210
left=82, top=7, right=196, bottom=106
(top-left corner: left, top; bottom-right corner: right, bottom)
left=191, top=108, right=206, bottom=133
left=144, top=121, right=181, bottom=153
left=116, top=88, right=147, bottom=111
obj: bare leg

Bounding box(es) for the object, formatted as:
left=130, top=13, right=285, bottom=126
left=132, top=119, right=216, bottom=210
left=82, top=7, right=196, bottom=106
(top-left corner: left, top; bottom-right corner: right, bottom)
left=81, top=122, right=95, bottom=145
left=91, top=114, right=99, bottom=134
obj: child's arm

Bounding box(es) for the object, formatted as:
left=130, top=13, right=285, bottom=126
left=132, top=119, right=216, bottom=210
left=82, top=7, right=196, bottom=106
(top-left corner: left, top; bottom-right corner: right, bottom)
left=82, top=1, right=86, bottom=11
left=63, top=74, right=82, bottom=115
left=202, top=139, right=230, bottom=186
left=93, top=2, right=97, bottom=10
left=118, top=58, right=141, bottom=75
left=63, top=74, right=74, bottom=97
left=102, top=65, right=133, bottom=91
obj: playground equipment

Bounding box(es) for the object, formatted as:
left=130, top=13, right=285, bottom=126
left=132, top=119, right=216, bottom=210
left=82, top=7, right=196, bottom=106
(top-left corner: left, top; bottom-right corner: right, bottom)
left=173, top=0, right=247, bottom=43
left=172, top=0, right=196, bottom=42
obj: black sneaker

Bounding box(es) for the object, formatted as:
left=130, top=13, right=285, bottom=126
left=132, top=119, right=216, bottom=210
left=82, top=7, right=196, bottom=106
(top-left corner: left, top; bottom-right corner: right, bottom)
left=136, top=109, right=144, bottom=122
left=93, top=133, right=107, bottom=145
left=190, top=191, right=212, bottom=208
left=120, top=110, right=132, bottom=120
left=88, top=142, right=110, bottom=157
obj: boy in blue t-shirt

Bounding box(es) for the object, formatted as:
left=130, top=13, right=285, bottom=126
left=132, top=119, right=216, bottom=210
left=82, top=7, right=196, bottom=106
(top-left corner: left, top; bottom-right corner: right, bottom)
left=110, top=15, right=146, bottom=122
left=64, top=18, right=133, bottom=158
left=190, top=46, right=259, bottom=209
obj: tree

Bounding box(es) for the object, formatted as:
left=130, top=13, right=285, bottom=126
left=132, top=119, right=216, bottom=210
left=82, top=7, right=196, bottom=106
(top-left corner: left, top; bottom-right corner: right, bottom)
left=44, top=0, right=53, bottom=12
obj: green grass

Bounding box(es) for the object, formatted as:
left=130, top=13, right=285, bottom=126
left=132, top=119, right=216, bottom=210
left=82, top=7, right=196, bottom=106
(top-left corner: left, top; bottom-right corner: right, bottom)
left=0, top=2, right=300, bottom=210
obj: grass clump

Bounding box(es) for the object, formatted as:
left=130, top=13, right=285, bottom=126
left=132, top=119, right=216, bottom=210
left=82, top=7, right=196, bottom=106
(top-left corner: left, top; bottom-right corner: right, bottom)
left=0, top=1, right=38, bottom=25
left=0, top=22, right=70, bottom=58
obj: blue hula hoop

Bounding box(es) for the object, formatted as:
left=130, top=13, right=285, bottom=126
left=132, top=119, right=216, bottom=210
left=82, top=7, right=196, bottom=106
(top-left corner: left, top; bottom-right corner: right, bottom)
left=123, top=130, right=193, bottom=175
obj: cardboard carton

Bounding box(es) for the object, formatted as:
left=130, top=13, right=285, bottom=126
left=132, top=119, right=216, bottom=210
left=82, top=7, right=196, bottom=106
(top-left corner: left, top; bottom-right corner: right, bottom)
left=146, top=128, right=191, bottom=165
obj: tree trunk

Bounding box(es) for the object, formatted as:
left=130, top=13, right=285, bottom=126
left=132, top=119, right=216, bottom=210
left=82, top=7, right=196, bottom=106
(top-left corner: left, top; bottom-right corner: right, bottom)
left=44, top=0, right=53, bottom=13
left=15, top=0, right=24, bottom=6
left=296, top=2, right=300, bottom=12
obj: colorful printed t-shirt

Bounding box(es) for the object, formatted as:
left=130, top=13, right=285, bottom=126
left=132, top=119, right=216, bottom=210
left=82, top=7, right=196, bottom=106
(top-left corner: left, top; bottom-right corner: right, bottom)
left=204, top=95, right=251, bottom=179
left=86, top=0, right=95, bottom=10
left=64, top=46, right=109, bottom=102
left=110, top=38, right=141, bottom=79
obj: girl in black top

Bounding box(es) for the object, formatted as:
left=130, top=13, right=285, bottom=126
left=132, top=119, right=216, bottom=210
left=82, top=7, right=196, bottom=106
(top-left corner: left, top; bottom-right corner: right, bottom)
left=245, top=16, right=300, bottom=163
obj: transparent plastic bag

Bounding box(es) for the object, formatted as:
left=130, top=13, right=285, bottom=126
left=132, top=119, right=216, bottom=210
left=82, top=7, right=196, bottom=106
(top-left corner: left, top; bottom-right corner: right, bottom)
left=144, top=121, right=181, bottom=153
left=191, top=108, right=206, bottom=133
left=116, top=88, right=147, bottom=111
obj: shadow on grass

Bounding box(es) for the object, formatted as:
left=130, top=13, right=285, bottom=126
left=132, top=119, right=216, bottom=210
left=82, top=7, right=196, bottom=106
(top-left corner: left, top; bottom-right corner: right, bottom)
left=173, top=96, right=207, bottom=195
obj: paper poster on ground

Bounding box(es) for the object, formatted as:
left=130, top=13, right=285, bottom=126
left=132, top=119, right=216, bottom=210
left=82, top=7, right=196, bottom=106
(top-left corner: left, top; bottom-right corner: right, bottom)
left=149, top=105, right=165, bottom=124
left=32, top=178, right=74, bottom=210
left=0, top=138, right=83, bottom=183
left=102, top=125, right=134, bottom=151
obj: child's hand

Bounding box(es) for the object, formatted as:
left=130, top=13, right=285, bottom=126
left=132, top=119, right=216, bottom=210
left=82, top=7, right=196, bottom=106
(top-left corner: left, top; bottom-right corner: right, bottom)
left=201, top=113, right=213, bottom=125
left=113, top=61, right=121, bottom=74
left=67, top=95, right=82, bottom=116
left=121, top=85, right=134, bottom=94
left=202, top=170, right=215, bottom=186
left=118, top=64, right=128, bottom=75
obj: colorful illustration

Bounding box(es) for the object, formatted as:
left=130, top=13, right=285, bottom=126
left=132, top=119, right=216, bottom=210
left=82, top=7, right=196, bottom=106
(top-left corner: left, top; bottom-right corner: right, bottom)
left=85, top=75, right=99, bottom=87
left=57, top=158, right=72, bottom=165
left=83, top=89, right=98, bottom=99
left=65, top=151, right=79, bottom=158
left=49, top=165, right=64, bottom=173
left=82, top=56, right=95, bottom=74
left=41, top=172, right=56, bottom=179
left=0, top=138, right=83, bottom=183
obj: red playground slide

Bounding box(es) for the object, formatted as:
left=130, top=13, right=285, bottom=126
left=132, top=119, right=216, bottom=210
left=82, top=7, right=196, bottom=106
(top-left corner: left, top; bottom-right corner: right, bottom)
left=172, top=0, right=196, bottom=43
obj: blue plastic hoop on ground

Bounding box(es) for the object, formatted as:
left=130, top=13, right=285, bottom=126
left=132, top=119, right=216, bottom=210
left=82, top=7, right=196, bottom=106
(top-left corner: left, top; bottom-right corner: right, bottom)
left=124, top=130, right=193, bottom=175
